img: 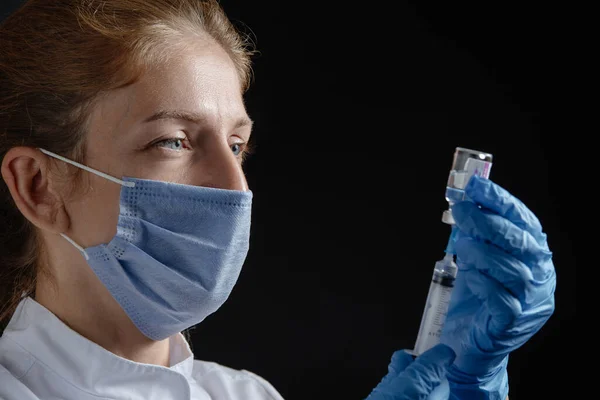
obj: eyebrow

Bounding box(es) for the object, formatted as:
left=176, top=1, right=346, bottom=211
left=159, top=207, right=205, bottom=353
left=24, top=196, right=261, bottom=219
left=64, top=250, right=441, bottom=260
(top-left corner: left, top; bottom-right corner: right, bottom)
left=143, top=109, right=253, bottom=130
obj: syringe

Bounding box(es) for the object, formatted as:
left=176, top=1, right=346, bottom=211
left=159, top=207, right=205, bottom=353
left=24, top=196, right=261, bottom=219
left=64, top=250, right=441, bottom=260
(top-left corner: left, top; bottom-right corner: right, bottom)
left=411, top=147, right=493, bottom=356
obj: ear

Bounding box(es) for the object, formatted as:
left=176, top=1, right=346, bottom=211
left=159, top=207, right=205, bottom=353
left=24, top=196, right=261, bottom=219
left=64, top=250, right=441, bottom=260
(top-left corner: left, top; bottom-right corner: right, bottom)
left=1, top=147, right=70, bottom=234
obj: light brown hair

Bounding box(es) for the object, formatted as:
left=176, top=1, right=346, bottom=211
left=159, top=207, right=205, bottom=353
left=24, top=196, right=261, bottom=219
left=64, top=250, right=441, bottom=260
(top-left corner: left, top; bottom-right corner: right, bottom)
left=0, top=0, right=254, bottom=333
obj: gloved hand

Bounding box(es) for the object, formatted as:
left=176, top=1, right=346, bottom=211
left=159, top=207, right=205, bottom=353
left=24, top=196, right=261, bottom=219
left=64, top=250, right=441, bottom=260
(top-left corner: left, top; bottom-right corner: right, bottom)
left=441, top=175, right=556, bottom=399
left=366, top=344, right=456, bottom=400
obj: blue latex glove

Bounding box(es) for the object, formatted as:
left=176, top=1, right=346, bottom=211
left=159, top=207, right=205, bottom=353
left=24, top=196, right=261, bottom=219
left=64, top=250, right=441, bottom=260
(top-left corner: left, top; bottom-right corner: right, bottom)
left=366, top=344, right=456, bottom=400
left=441, top=176, right=556, bottom=399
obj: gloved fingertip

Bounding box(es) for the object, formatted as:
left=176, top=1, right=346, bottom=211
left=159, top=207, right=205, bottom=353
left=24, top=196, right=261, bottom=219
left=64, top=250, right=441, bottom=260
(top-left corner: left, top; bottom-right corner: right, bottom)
left=453, top=234, right=469, bottom=249
left=453, top=233, right=477, bottom=263
left=451, top=201, right=478, bottom=227
left=432, top=344, right=456, bottom=365
left=418, top=343, right=456, bottom=367
left=391, top=349, right=411, bottom=361
left=453, top=228, right=467, bottom=243
left=389, top=349, right=415, bottom=373
left=465, top=174, right=489, bottom=195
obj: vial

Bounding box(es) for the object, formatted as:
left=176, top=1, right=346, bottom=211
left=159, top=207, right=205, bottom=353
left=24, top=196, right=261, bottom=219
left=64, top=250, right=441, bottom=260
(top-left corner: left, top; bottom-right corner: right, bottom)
left=442, top=147, right=493, bottom=225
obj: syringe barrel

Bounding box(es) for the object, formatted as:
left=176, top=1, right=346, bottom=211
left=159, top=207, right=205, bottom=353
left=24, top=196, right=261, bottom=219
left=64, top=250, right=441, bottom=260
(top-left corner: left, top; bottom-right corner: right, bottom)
left=412, top=256, right=457, bottom=356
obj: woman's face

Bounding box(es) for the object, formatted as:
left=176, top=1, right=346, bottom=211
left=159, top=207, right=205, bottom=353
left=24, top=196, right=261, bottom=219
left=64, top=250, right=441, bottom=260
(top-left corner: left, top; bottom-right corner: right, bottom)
left=65, top=37, right=252, bottom=248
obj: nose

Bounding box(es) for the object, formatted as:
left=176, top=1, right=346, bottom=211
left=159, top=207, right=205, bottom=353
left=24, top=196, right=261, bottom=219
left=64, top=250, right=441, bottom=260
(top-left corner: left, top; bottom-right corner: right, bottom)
left=202, top=142, right=248, bottom=192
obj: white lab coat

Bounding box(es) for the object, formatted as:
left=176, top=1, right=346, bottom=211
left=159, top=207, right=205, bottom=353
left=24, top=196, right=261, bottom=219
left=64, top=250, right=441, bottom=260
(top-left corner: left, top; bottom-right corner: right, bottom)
left=0, top=297, right=285, bottom=400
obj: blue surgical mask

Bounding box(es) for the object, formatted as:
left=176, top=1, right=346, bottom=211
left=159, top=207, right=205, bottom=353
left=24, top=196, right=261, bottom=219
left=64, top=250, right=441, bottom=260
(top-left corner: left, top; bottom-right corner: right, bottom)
left=39, top=148, right=252, bottom=341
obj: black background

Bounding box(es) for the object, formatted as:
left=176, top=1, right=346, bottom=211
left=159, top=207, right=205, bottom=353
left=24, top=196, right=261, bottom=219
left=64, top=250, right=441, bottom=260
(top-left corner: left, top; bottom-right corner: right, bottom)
left=1, top=1, right=574, bottom=399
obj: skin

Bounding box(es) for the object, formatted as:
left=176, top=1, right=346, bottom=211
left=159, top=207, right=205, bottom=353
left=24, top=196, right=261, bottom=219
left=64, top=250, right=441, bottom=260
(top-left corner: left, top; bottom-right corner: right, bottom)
left=1, top=35, right=252, bottom=367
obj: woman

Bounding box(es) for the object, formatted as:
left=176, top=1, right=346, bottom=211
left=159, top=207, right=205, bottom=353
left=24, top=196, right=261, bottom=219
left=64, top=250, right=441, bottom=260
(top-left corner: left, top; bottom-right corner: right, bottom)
left=0, top=1, right=556, bottom=399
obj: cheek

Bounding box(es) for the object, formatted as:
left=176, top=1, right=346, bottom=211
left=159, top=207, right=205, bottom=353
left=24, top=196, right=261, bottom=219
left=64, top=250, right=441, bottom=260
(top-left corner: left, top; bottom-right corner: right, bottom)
left=128, top=153, right=197, bottom=184
left=66, top=175, right=122, bottom=247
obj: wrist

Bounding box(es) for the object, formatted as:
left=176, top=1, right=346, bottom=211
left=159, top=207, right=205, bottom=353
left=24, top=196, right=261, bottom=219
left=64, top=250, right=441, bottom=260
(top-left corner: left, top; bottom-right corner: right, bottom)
left=448, top=356, right=509, bottom=400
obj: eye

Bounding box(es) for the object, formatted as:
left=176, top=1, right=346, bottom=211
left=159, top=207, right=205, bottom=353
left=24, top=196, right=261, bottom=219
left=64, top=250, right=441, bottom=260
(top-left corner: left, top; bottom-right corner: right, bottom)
left=233, top=140, right=254, bottom=162
left=231, top=143, right=243, bottom=156
left=153, top=137, right=190, bottom=151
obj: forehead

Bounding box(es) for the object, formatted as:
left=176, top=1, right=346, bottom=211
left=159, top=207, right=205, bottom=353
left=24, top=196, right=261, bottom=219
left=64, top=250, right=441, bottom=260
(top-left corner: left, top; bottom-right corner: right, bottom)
left=90, top=38, right=246, bottom=135
left=136, top=39, right=245, bottom=118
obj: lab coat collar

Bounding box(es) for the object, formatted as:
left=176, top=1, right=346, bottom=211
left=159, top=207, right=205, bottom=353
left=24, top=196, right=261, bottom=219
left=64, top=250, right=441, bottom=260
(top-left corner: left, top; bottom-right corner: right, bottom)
left=3, top=296, right=195, bottom=398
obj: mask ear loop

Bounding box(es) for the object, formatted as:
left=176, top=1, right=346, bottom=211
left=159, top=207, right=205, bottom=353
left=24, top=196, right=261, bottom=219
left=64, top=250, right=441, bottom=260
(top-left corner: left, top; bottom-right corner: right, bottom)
left=60, top=234, right=90, bottom=260
left=38, top=148, right=136, bottom=260
left=38, top=149, right=136, bottom=188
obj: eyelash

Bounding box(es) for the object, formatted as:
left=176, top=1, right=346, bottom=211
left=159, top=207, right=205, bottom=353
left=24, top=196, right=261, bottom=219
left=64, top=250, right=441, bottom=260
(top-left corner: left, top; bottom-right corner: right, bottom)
left=152, top=137, right=189, bottom=150
left=152, top=137, right=254, bottom=161
left=239, top=141, right=254, bottom=162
